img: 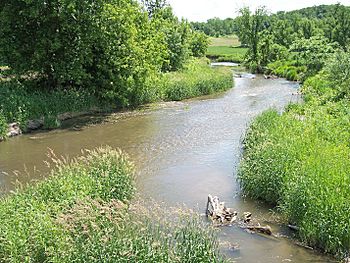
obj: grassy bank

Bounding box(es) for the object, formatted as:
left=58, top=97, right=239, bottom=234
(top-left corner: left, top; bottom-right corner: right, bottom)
left=0, top=147, right=226, bottom=262
left=163, top=59, right=233, bottom=101
left=0, top=58, right=233, bottom=139
left=266, top=60, right=307, bottom=81
left=206, top=36, right=248, bottom=63
left=239, top=54, right=350, bottom=257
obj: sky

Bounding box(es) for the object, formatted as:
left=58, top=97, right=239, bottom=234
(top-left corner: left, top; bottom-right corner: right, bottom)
left=167, top=0, right=350, bottom=22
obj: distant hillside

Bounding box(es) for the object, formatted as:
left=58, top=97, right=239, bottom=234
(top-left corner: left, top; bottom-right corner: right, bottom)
left=277, top=4, right=350, bottom=19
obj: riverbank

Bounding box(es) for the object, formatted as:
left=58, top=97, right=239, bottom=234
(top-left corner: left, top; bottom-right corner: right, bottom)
left=239, top=54, right=350, bottom=259
left=0, top=146, right=226, bottom=262
left=0, top=59, right=233, bottom=140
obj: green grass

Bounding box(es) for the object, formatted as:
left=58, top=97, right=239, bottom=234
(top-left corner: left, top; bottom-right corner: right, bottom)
left=0, top=147, right=227, bottom=262
left=163, top=58, right=233, bottom=101
left=206, top=35, right=247, bottom=63
left=266, top=60, right=307, bottom=81
left=0, top=80, right=105, bottom=133
left=238, top=74, right=350, bottom=258
left=206, top=46, right=248, bottom=63
left=209, top=35, right=241, bottom=47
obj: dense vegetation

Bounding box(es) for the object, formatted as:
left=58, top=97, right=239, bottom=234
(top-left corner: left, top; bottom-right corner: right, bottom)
left=238, top=5, right=350, bottom=259
left=191, top=18, right=237, bottom=37
left=0, top=59, right=232, bottom=138
left=0, top=147, right=226, bottom=262
left=235, top=4, right=350, bottom=75
left=0, top=0, right=233, bottom=139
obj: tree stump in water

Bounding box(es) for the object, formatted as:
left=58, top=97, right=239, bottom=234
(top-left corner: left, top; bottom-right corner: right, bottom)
left=206, top=194, right=273, bottom=236
left=206, top=194, right=237, bottom=226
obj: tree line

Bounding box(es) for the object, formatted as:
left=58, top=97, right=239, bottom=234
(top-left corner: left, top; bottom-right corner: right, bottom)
left=236, top=4, right=350, bottom=74
left=0, top=0, right=208, bottom=107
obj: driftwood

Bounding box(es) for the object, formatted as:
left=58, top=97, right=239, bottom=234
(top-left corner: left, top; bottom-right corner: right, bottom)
left=206, top=195, right=237, bottom=225
left=206, top=195, right=273, bottom=236
left=288, top=224, right=299, bottom=231
left=245, top=225, right=272, bottom=236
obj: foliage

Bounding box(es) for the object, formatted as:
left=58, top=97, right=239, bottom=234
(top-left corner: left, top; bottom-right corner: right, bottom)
left=266, top=60, right=306, bottom=81
left=0, top=0, right=209, bottom=108
left=190, top=31, right=209, bottom=57
left=236, top=7, right=270, bottom=72
left=289, top=35, right=338, bottom=77
left=0, top=80, right=102, bottom=130
left=323, top=51, right=350, bottom=100
left=233, top=4, right=350, bottom=74
left=0, top=147, right=226, bottom=262
left=191, top=18, right=236, bottom=37
left=239, top=52, right=350, bottom=257
left=163, top=59, right=233, bottom=101
left=0, top=110, right=7, bottom=139
left=206, top=46, right=248, bottom=63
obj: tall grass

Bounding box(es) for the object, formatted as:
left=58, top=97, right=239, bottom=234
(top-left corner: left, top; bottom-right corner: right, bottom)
left=266, top=60, right=307, bottom=81
left=206, top=46, right=248, bottom=63
left=0, top=147, right=226, bottom=262
left=239, top=75, right=350, bottom=257
left=0, top=80, right=103, bottom=131
left=163, top=59, right=233, bottom=101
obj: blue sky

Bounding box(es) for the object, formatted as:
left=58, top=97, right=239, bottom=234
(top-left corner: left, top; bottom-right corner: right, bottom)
left=167, top=0, right=350, bottom=21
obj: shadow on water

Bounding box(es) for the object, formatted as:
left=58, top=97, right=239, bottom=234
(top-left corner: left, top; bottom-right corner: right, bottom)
left=0, top=75, right=335, bottom=262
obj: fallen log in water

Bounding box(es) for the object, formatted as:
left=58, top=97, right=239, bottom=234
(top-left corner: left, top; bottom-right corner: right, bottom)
left=245, top=225, right=272, bottom=236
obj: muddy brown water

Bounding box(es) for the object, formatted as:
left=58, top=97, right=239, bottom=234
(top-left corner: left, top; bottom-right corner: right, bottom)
left=0, top=74, right=335, bottom=262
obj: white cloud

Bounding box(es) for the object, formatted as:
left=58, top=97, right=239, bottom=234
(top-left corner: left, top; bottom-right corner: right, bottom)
left=167, top=0, right=350, bottom=21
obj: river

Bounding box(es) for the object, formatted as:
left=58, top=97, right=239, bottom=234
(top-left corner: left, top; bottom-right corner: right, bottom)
left=0, top=73, right=334, bottom=262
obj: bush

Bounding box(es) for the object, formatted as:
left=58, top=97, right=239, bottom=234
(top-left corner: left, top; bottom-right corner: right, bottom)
left=266, top=60, right=307, bottom=81
left=0, top=110, right=7, bottom=139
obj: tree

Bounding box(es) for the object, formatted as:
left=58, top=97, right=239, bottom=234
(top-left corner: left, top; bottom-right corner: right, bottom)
left=0, top=0, right=168, bottom=107
left=236, top=7, right=269, bottom=72
left=290, top=35, right=338, bottom=75
left=190, top=31, right=209, bottom=57
left=142, top=0, right=168, bottom=18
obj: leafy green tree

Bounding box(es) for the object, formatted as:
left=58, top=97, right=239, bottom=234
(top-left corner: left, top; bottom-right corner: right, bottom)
left=0, top=0, right=169, bottom=107
left=324, top=51, right=350, bottom=99
left=142, top=0, right=168, bottom=18
left=189, top=31, right=209, bottom=57
left=290, top=35, right=338, bottom=75
left=236, top=7, right=269, bottom=72
left=151, top=7, right=191, bottom=71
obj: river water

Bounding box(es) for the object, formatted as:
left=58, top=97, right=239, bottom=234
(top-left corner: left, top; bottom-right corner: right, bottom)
left=0, top=73, right=334, bottom=262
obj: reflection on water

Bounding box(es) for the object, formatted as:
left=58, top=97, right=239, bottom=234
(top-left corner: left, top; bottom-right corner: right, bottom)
left=0, top=76, right=334, bottom=262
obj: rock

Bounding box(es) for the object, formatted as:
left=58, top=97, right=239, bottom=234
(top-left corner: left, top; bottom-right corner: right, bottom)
left=7, top=122, right=22, bottom=138
left=27, top=118, right=44, bottom=130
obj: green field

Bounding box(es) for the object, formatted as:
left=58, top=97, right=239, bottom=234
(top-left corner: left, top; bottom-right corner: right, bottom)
left=206, top=36, right=248, bottom=63
left=209, top=35, right=241, bottom=47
